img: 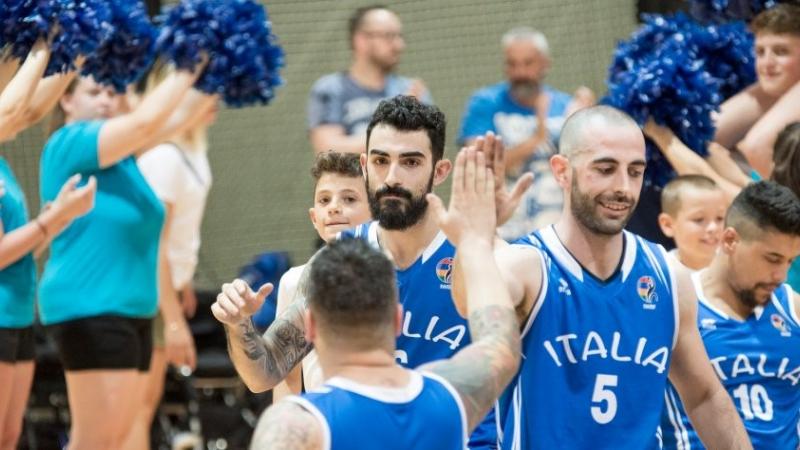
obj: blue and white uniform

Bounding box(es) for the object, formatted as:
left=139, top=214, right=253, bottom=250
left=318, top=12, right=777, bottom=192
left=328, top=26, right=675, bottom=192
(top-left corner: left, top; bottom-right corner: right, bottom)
left=661, top=272, right=800, bottom=450
left=500, top=226, right=679, bottom=449
left=288, top=371, right=467, bottom=450
left=341, top=220, right=496, bottom=449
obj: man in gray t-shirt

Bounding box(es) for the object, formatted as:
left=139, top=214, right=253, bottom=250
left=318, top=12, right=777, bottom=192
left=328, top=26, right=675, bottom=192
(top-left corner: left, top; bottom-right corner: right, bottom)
left=307, top=6, right=431, bottom=155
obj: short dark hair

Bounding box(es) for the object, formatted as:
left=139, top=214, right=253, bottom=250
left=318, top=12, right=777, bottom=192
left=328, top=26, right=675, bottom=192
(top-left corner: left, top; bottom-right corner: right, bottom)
left=771, top=122, right=800, bottom=199
left=726, top=181, right=800, bottom=240
left=310, top=151, right=362, bottom=186
left=751, top=4, right=800, bottom=36
left=307, top=239, right=397, bottom=345
left=660, top=175, right=720, bottom=216
left=348, top=5, right=389, bottom=48
left=366, top=95, right=447, bottom=162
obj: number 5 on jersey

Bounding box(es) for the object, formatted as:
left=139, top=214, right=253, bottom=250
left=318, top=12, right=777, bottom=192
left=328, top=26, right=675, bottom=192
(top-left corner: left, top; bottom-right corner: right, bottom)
left=591, top=374, right=618, bottom=424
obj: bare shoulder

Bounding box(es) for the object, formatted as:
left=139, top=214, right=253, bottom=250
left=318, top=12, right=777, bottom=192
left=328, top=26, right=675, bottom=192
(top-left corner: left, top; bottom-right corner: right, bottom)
left=251, top=400, right=324, bottom=450
left=497, top=239, right=545, bottom=311
left=496, top=239, right=543, bottom=273
left=670, top=259, right=697, bottom=315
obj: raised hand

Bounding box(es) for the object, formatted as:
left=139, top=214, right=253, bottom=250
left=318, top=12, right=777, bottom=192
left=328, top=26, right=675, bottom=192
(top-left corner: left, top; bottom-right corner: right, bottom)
left=427, top=148, right=496, bottom=247
left=211, top=279, right=273, bottom=326
left=472, top=132, right=534, bottom=226
left=565, top=85, right=596, bottom=117
left=642, top=118, right=675, bottom=149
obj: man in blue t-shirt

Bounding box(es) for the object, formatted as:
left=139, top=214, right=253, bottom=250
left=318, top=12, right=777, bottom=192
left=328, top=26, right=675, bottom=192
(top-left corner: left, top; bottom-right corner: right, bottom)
left=307, top=5, right=431, bottom=155
left=458, top=26, right=594, bottom=241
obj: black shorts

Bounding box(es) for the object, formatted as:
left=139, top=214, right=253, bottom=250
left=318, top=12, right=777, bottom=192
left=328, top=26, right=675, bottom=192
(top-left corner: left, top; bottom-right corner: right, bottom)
left=0, top=326, right=35, bottom=363
left=46, top=315, right=153, bottom=371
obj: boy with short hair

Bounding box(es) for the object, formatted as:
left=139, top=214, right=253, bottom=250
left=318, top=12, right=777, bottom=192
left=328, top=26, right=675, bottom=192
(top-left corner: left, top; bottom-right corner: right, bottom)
left=273, top=151, right=371, bottom=399
left=658, top=175, right=728, bottom=270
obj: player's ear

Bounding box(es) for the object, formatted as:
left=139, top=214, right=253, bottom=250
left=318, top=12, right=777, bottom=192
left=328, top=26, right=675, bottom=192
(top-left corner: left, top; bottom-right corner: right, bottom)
left=657, top=213, right=675, bottom=238
left=720, top=227, right=739, bottom=255
left=360, top=152, right=368, bottom=179
left=304, top=309, right=316, bottom=343
left=432, top=158, right=452, bottom=187
left=394, top=303, right=403, bottom=337
left=550, top=154, right=570, bottom=188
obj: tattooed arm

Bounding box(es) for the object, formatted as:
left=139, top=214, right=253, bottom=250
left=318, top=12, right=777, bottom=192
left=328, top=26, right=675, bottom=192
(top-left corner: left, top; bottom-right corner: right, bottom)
left=212, top=267, right=314, bottom=392
left=420, top=240, right=521, bottom=431
left=250, top=401, right=323, bottom=450
left=421, top=148, right=522, bottom=432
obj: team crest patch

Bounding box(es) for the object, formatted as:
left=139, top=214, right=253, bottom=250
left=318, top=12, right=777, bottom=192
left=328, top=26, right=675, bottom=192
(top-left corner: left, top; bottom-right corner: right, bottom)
left=436, top=257, right=453, bottom=285
left=771, top=314, right=791, bottom=337
left=637, top=276, right=658, bottom=310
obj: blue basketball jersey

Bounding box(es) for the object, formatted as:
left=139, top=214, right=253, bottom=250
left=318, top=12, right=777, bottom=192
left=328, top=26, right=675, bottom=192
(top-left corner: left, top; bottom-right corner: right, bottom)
left=340, top=221, right=496, bottom=449
left=661, top=272, right=800, bottom=450
left=499, top=226, right=678, bottom=450
left=289, top=371, right=467, bottom=450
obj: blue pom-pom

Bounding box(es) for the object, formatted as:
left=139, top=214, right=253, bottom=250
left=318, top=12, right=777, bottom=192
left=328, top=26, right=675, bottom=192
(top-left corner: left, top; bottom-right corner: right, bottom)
left=604, top=14, right=722, bottom=187
left=1, top=0, right=114, bottom=76
left=81, top=0, right=157, bottom=93
left=696, top=21, right=756, bottom=100
left=689, top=0, right=778, bottom=23
left=156, top=0, right=285, bottom=107
left=0, top=1, right=51, bottom=57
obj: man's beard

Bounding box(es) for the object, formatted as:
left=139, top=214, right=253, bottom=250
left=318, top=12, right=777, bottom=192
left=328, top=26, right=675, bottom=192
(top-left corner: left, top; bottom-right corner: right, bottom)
left=734, top=283, right=779, bottom=309
left=510, top=79, right=540, bottom=102
left=367, top=174, right=433, bottom=231
left=570, top=176, right=636, bottom=236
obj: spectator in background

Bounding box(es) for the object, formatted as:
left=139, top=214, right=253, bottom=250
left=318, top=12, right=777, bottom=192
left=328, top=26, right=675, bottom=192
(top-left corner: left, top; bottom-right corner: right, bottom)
left=630, top=5, right=800, bottom=248
left=646, top=119, right=800, bottom=293
left=714, top=4, right=800, bottom=178
left=307, top=5, right=431, bottom=155
left=768, top=122, right=800, bottom=291
left=458, top=26, right=594, bottom=241
left=657, top=175, right=726, bottom=271
left=123, top=62, right=220, bottom=450
left=37, top=65, right=213, bottom=449
left=0, top=40, right=96, bottom=450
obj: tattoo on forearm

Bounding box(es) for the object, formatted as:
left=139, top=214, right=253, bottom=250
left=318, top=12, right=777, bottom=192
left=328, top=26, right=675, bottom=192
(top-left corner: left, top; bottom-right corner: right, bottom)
left=230, top=301, right=313, bottom=384
left=241, top=320, right=268, bottom=360
left=427, top=304, right=520, bottom=429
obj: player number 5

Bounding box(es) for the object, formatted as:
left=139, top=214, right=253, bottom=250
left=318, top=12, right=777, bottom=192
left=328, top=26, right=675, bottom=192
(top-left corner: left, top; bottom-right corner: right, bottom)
left=591, top=374, right=618, bottom=424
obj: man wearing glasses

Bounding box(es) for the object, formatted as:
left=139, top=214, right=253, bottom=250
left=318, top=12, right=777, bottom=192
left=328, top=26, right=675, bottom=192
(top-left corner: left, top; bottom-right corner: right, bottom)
left=307, top=5, right=432, bottom=155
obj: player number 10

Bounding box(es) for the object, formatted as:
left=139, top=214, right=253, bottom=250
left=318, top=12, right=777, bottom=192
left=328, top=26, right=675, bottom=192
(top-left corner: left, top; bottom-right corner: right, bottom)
left=591, top=374, right=618, bottom=424
left=731, top=383, right=773, bottom=421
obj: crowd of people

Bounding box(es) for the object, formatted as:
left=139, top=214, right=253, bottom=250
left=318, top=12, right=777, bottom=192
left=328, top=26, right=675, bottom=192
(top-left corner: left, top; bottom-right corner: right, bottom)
left=3, top=2, right=800, bottom=450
